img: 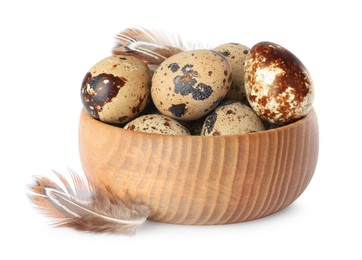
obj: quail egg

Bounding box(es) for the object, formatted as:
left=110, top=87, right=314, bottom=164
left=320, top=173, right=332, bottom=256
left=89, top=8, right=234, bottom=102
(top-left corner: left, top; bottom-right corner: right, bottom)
left=244, top=42, right=314, bottom=125
left=81, top=55, right=151, bottom=124
left=151, top=49, right=232, bottom=121
left=214, top=43, right=250, bottom=102
left=124, top=114, right=190, bottom=135
left=201, top=101, right=265, bottom=136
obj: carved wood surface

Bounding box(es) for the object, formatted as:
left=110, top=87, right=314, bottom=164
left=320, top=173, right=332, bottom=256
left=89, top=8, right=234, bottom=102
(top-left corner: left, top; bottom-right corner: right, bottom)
left=79, top=109, right=319, bottom=224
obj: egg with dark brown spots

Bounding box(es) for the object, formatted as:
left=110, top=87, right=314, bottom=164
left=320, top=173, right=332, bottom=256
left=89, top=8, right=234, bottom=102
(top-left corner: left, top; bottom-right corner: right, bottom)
left=244, top=42, right=314, bottom=125
left=201, top=101, right=265, bottom=136
left=151, top=49, right=232, bottom=121
left=124, top=114, right=190, bottom=135
left=214, top=43, right=250, bottom=103
left=81, top=55, right=151, bottom=124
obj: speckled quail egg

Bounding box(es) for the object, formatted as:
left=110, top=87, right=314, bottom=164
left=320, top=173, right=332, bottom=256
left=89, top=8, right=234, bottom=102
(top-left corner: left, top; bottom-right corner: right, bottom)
left=124, top=114, right=190, bottom=135
left=244, top=42, right=314, bottom=125
left=81, top=55, right=151, bottom=124
left=201, top=101, right=265, bottom=136
left=214, top=43, right=250, bottom=102
left=151, top=49, right=232, bottom=121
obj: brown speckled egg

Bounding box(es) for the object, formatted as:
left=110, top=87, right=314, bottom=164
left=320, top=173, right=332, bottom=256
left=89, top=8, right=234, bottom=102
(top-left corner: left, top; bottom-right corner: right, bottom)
left=244, top=42, right=314, bottom=125
left=124, top=114, right=190, bottom=135
left=151, top=49, right=232, bottom=121
left=201, top=101, right=265, bottom=136
left=214, top=43, right=250, bottom=102
left=81, top=55, right=151, bottom=124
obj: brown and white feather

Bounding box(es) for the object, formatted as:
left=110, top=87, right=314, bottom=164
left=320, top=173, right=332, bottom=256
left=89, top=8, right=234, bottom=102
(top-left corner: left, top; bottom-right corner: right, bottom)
left=112, top=27, right=185, bottom=64
left=28, top=170, right=150, bottom=234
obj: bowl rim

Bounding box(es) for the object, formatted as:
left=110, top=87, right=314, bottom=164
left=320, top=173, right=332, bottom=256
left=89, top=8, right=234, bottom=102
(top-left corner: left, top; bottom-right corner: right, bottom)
left=80, top=107, right=316, bottom=139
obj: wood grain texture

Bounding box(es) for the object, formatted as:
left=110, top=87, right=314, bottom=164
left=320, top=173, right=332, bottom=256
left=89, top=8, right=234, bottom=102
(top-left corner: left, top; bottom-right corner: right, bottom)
left=79, top=109, right=319, bottom=225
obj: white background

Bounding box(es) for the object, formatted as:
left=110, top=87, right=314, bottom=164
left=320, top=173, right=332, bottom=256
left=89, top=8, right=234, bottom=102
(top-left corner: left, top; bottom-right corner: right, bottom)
left=1, top=0, right=361, bottom=259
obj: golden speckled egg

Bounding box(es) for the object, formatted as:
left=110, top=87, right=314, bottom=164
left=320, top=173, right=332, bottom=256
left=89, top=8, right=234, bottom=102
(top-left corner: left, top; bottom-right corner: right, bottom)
left=244, top=42, right=314, bottom=125
left=151, top=49, right=232, bottom=121
left=214, top=43, right=250, bottom=102
left=81, top=55, right=151, bottom=124
left=201, top=101, right=265, bottom=136
left=124, top=114, right=190, bottom=135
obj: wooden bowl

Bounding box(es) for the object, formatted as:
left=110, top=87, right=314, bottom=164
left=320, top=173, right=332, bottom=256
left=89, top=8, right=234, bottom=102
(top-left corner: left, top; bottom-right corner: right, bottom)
left=79, top=109, right=319, bottom=225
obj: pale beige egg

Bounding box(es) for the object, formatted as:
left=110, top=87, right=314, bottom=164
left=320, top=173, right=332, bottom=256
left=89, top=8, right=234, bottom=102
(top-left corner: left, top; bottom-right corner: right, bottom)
left=81, top=55, right=151, bottom=124
left=151, top=49, right=232, bottom=121
left=201, top=101, right=265, bottom=136
left=124, top=114, right=190, bottom=135
left=214, top=43, right=250, bottom=102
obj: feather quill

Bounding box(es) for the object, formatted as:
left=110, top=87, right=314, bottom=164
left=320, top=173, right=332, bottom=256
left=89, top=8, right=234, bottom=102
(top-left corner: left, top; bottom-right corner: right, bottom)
left=28, top=170, right=150, bottom=234
left=112, top=27, right=185, bottom=65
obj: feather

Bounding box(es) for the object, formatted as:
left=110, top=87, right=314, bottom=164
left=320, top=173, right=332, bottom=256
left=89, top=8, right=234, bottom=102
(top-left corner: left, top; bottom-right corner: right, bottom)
left=112, top=27, right=185, bottom=65
left=28, top=169, right=150, bottom=234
